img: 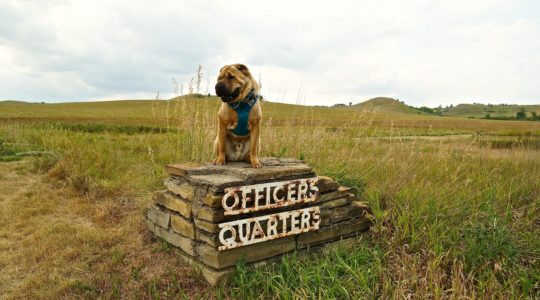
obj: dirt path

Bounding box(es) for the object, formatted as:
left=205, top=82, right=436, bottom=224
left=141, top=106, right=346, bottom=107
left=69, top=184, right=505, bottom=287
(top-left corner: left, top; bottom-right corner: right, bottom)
left=353, top=134, right=473, bottom=141
left=0, top=161, right=209, bottom=299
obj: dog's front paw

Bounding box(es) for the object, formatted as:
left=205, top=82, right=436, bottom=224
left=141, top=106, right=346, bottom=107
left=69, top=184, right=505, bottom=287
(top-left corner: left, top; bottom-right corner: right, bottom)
left=250, top=158, right=262, bottom=168
left=214, top=156, right=226, bottom=165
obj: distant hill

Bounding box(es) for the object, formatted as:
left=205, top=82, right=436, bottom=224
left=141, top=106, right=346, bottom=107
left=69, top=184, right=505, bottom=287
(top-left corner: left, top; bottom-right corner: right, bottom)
left=440, top=103, right=540, bottom=118
left=346, top=97, right=432, bottom=115
left=0, top=100, right=33, bottom=105
left=0, top=96, right=365, bottom=124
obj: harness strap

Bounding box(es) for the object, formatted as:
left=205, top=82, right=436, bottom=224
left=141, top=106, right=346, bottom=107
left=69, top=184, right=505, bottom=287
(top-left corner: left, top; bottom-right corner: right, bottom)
left=228, top=90, right=258, bottom=136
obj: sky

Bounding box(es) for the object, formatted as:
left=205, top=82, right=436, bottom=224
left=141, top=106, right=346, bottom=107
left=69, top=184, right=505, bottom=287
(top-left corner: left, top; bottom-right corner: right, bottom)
left=1, top=0, right=539, bottom=107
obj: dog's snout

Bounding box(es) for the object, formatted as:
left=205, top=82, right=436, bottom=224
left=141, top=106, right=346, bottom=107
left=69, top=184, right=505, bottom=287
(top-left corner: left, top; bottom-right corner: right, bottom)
left=215, top=81, right=227, bottom=96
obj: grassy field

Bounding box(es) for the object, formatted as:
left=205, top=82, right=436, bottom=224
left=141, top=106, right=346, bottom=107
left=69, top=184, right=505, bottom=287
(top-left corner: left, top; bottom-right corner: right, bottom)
left=1, top=97, right=539, bottom=299
left=440, top=103, right=540, bottom=119
left=348, top=97, right=431, bottom=115
left=341, top=97, right=540, bottom=120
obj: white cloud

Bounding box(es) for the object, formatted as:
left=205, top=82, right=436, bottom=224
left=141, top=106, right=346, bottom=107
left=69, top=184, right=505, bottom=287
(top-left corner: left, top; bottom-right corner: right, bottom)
left=0, top=0, right=539, bottom=106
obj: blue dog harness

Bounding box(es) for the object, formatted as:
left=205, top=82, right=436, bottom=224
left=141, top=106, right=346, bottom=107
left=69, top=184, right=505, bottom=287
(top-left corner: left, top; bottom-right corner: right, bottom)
left=228, top=90, right=258, bottom=136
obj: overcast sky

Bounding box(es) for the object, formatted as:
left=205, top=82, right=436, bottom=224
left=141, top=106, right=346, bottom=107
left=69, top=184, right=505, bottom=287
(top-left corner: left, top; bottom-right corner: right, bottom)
left=1, top=0, right=539, bottom=107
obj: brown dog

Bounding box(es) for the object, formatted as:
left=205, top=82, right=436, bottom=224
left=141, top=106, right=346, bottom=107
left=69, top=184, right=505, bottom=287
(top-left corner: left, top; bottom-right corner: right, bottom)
left=213, top=64, right=262, bottom=168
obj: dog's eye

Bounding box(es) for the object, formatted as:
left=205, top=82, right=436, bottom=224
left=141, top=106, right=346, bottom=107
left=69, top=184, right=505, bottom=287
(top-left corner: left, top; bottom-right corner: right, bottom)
left=227, top=74, right=235, bottom=80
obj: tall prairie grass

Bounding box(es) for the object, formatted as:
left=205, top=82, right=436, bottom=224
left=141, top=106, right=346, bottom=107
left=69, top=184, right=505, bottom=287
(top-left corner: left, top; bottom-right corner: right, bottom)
left=0, top=96, right=539, bottom=298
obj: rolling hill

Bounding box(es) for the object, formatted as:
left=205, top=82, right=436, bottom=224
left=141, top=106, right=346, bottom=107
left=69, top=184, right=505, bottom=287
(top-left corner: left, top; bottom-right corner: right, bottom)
left=337, top=98, right=540, bottom=120
left=340, top=97, right=431, bottom=115
left=440, top=103, right=540, bottom=118
left=3, top=97, right=540, bottom=125
left=0, top=97, right=361, bottom=123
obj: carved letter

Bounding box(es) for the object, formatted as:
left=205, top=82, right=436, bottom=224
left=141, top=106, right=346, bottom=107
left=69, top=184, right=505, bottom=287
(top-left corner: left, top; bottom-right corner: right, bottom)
left=222, top=192, right=239, bottom=211
left=312, top=207, right=321, bottom=227
left=219, top=225, right=237, bottom=248
left=301, top=209, right=310, bottom=230
left=253, top=185, right=264, bottom=209
left=291, top=210, right=300, bottom=232
left=307, top=180, right=319, bottom=198
left=250, top=220, right=266, bottom=241
left=297, top=181, right=308, bottom=201
left=267, top=216, right=278, bottom=237
left=273, top=185, right=285, bottom=203
left=287, top=184, right=297, bottom=202
left=238, top=221, right=251, bottom=243
left=241, top=186, right=252, bottom=209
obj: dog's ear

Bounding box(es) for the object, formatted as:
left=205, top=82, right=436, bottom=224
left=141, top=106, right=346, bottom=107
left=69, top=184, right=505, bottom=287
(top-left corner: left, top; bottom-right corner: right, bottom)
left=234, top=64, right=251, bottom=76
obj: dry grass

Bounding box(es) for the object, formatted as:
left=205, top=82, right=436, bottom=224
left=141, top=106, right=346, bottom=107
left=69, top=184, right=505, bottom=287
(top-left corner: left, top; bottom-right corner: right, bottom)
left=0, top=161, right=209, bottom=299
left=1, top=96, right=539, bottom=298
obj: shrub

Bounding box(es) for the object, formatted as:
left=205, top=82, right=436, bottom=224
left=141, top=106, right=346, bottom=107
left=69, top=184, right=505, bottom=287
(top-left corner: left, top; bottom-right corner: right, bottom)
left=516, top=108, right=527, bottom=120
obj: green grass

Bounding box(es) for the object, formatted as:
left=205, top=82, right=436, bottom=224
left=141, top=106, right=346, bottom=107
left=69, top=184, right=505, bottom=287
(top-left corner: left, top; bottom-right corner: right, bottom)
left=0, top=138, right=22, bottom=161
left=346, top=97, right=432, bottom=115
left=222, top=241, right=381, bottom=299
left=0, top=96, right=539, bottom=298
left=441, top=103, right=540, bottom=118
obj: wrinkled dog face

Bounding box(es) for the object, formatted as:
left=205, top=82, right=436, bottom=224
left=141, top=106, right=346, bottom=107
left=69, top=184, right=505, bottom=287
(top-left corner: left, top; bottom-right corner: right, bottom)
left=215, top=64, right=251, bottom=103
